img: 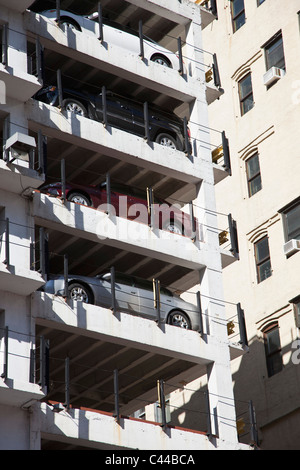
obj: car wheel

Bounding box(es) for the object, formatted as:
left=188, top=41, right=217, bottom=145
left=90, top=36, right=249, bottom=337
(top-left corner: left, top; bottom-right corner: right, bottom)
left=151, top=54, right=172, bottom=68
left=167, top=311, right=191, bottom=329
left=68, top=283, right=93, bottom=304
left=60, top=17, right=81, bottom=31
left=67, top=192, right=91, bottom=206
left=62, top=99, right=88, bottom=117
left=164, top=221, right=184, bottom=235
left=155, top=133, right=178, bottom=150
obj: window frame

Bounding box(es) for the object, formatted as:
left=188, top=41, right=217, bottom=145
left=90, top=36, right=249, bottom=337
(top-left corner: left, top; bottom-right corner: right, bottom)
left=264, top=32, right=285, bottom=72
left=254, top=235, right=272, bottom=283
left=230, top=0, right=246, bottom=33
left=238, top=72, right=254, bottom=116
left=246, top=153, right=262, bottom=197
left=263, top=322, right=283, bottom=377
left=281, top=199, right=300, bottom=242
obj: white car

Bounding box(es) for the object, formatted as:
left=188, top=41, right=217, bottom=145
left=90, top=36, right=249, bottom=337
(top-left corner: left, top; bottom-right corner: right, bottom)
left=40, top=9, right=182, bottom=70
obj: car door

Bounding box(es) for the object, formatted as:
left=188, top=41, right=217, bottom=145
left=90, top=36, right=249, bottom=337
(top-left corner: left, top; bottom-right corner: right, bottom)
left=114, top=273, right=139, bottom=313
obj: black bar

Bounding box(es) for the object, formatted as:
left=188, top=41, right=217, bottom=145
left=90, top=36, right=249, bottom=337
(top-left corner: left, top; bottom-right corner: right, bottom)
left=57, top=69, right=63, bottom=109
left=35, top=36, right=44, bottom=83
left=211, top=0, right=218, bottom=17
left=4, top=217, right=9, bottom=266
left=228, top=213, right=239, bottom=258
left=147, top=187, right=154, bottom=228
left=106, top=172, right=111, bottom=214
left=29, top=347, right=36, bottom=384
left=249, top=400, right=259, bottom=447
left=189, top=201, right=196, bottom=242
left=65, top=357, right=70, bottom=409
left=212, top=53, right=221, bottom=88
left=153, top=279, right=161, bottom=324
left=221, top=131, right=231, bottom=175
left=2, top=117, right=9, bottom=161
left=56, top=0, right=61, bottom=26
left=61, top=158, right=66, bottom=202
left=64, top=254, right=68, bottom=299
left=138, top=20, right=144, bottom=59
left=110, top=266, right=116, bottom=313
left=30, top=242, right=35, bottom=270
left=2, top=24, right=8, bottom=67
left=205, top=391, right=212, bottom=437
left=102, top=86, right=107, bottom=127
left=177, top=37, right=184, bottom=75
left=98, top=2, right=104, bottom=41
left=196, top=291, right=204, bottom=337
left=183, top=117, right=190, bottom=158
left=143, top=101, right=150, bottom=142
left=39, top=227, right=46, bottom=277
left=1, top=326, right=8, bottom=379
left=38, top=130, right=47, bottom=175
left=237, top=303, right=248, bottom=347
left=39, top=336, right=50, bottom=392
left=113, top=369, right=120, bottom=422
left=158, top=380, right=167, bottom=428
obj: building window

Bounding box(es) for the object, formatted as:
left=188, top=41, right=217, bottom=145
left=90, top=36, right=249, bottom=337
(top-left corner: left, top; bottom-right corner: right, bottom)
left=283, top=201, right=300, bottom=241
left=254, top=236, right=272, bottom=283
left=265, top=33, right=285, bottom=71
left=238, top=73, right=254, bottom=115
left=246, top=153, right=262, bottom=197
left=231, top=0, right=246, bottom=33
left=263, top=323, right=283, bottom=377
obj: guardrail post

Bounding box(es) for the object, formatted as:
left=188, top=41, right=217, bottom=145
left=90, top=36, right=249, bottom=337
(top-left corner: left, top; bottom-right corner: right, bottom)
left=183, top=117, right=191, bottom=158
left=2, top=24, right=8, bottom=67
left=249, top=400, right=259, bottom=447
left=196, top=291, right=204, bottom=337
left=39, top=335, right=49, bottom=394
left=157, top=379, right=167, bottom=428
left=106, top=172, right=111, bottom=214
left=56, top=0, right=61, bottom=26
left=189, top=201, right=196, bottom=242
left=1, top=326, right=8, bottom=380
left=38, top=129, right=47, bottom=175
left=212, top=53, right=221, bottom=88
left=98, top=2, right=104, bottom=42
left=221, top=131, right=231, bottom=175
left=177, top=37, right=184, bottom=75
left=147, top=187, right=155, bottom=228
left=205, top=391, right=212, bottom=437
left=102, top=86, right=107, bottom=128
left=64, top=254, right=68, bottom=299
left=4, top=217, right=9, bottom=266
left=113, top=368, right=120, bottom=422
left=237, top=303, right=248, bottom=347
left=29, top=346, right=36, bottom=383
left=228, top=213, right=239, bottom=258
left=57, top=69, right=63, bottom=109
left=36, top=36, right=44, bottom=83
left=65, top=357, right=70, bottom=410
left=153, top=279, right=161, bottom=325
left=110, top=266, right=116, bottom=313
left=143, top=101, right=150, bottom=142
left=138, top=20, right=144, bottom=60
left=61, top=158, right=66, bottom=202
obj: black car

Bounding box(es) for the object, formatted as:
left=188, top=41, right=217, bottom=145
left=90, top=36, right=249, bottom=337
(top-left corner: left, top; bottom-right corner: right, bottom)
left=34, top=85, right=191, bottom=152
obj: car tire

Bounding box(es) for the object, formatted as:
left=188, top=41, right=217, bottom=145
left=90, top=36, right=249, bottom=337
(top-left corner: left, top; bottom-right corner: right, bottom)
left=62, top=99, right=88, bottom=117
left=68, top=282, right=93, bottom=304
left=60, top=17, right=81, bottom=31
left=167, top=310, right=191, bottom=329
left=67, top=192, right=91, bottom=206
left=151, top=54, right=172, bottom=68
left=163, top=220, right=184, bottom=236
left=155, top=133, right=179, bottom=150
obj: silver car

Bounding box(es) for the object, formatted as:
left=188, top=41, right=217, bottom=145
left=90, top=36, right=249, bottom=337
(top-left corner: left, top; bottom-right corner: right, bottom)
left=40, top=271, right=200, bottom=331
left=40, top=10, right=182, bottom=70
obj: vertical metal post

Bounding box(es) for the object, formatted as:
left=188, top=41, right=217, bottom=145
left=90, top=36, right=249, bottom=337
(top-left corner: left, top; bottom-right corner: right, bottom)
left=57, top=69, right=63, bottom=109
left=110, top=266, right=116, bottom=313
left=211, top=0, right=218, bottom=17
left=106, top=172, right=111, bottom=214
left=64, top=254, right=68, bottom=299
left=221, top=131, right=231, bottom=175
left=205, top=391, right=212, bottom=437
left=39, top=227, right=46, bottom=277
left=143, top=101, right=150, bottom=142
left=113, top=368, right=120, bottom=422
left=56, top=0, right=61, bottom=26
left=138, top=20, right=144, bottom=60
left=177, top=37, right=184, bottom=75
left=38, top=129, right=47, bottom=175
left=61, top=158, right=66, bottom=202
left=4, top=217, right=9, bottom=266
left=1, top=326, right=8, bottom=379
left=30, top=242, right=35, bottom=270
left=157, top=379, right=167, bottom=428
left=196, top=291, right=204, bottom=337
left=98, top=2, right=104, bottom=42
left=3, top=116, right=9, bottom=161
left=189, top=201, right=196, bottom=241
left=2, top=24, right=8, bottom=67
left=39, top=336, right=49, bottom=393
left=153, top=279, right=161, bottom=325
left=29, top=347, right=36, bottom=383
left=249, top=400, right=259, bottom=447
left=147, top=187, right=155, bottom=228
left=212, top=53, right=221, bottom=88
left=36, top=36, right=44, bottom=83
left=228, top=213, right=239, bottom=258
left=237, top=302, right=248, bottom=347
left=183, top=117, right=190, bottom=158
left=102, top=86, right=107, bottom=127
left=65, top=357, right=70, bottom=410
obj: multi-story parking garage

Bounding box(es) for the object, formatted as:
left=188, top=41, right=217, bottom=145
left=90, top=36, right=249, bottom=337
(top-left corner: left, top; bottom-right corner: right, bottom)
left=0, top=0, right=253, bottom=450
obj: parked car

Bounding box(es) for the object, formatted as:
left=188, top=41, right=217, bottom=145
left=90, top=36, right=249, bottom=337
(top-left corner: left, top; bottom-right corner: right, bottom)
left=39, top=180, right=197, bottom=238
left=39, top=9, right=183, bottom=71
left=34, top=85, right=190, bottom=152
left=40, top=271, right=200, bottom=330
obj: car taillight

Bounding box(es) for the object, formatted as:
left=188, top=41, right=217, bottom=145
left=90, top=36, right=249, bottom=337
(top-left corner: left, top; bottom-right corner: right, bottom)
left=187, top=126, right=191, bottom=139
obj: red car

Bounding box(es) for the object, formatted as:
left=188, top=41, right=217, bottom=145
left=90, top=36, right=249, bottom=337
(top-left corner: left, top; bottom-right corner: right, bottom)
left=39, top=181, right=198, bottom=238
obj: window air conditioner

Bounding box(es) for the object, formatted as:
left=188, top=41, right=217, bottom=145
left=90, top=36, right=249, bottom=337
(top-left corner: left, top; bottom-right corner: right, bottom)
left=263, top=67, right=285, bottom=87
left=283, top=239, right=300, bottom=256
